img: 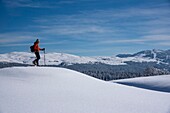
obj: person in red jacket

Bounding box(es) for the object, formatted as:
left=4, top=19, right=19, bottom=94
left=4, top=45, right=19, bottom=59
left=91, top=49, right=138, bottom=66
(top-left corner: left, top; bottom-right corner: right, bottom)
left=33, top=39, right=45, bottom=66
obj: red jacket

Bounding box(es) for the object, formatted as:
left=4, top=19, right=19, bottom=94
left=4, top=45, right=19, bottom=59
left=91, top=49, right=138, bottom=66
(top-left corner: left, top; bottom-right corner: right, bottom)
left=34, top=42, right=40, bottom=52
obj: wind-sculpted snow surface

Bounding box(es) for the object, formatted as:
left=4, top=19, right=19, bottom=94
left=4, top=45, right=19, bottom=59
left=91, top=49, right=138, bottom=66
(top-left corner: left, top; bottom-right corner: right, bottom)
left=115, top=75, right=170, bottom=93
left=0, top=67, right=170, bottom=113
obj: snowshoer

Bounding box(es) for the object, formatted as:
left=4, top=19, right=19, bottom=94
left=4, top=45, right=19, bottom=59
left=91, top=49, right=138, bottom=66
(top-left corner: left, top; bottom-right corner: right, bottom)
left=32, top=39, right=45, bottom=66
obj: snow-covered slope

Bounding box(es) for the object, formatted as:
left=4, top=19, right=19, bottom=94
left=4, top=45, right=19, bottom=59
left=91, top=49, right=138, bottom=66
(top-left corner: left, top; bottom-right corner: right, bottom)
left=114, top=75, right=170, bottom=93
left=0, top=67, right=170, bottom=113
left=117, top=49, right=170, bottom=64
left=0, top=52, right=157, bottom=66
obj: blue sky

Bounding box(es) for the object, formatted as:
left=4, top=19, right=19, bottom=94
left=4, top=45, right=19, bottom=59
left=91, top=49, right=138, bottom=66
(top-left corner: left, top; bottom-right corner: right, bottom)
left=0, top=0, right=170, bottom=56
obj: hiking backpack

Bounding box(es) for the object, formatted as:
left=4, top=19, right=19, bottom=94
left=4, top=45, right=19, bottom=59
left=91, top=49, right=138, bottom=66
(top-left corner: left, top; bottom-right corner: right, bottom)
left=30, top=45, right=34, bottom=52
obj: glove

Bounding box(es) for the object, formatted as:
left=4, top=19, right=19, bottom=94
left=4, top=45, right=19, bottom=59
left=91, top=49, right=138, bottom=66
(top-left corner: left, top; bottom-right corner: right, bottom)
left=41, top=48, right=45, bottom=51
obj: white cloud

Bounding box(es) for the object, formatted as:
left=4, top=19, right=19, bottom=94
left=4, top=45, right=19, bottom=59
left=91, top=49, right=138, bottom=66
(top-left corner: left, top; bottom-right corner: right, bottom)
left=27, top=4, right=170, bottom=48
left=0, top=32, right=35, bottom=44
left=157, top=42, right=170, bottom=46
left=2, top=0, right=57, bottom=8
left=41, top=25, right=112, bottom=36
left=95, top=35, right=170, bottom=46
left=2, top=0, right=97, bottom=8
left=31, top=2, right=170, bottom=36
left=0, top=43, right=30, bottom=47
left=143, top=35, right=170, bottom=41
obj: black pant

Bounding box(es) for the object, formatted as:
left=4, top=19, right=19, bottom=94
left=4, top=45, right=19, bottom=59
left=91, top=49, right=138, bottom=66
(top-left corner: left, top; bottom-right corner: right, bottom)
left=34, top=52, right=40, bottom=66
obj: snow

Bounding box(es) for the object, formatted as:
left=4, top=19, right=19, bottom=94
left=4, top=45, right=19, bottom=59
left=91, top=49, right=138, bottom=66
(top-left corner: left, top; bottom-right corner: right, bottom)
left=151, top=49, right=157, bottom=60
left=120, top=56, right=157, bottom=63
left=114, top=75, right=170, bottom=93
left=153, top=49, right=164, bottom=53
left=0, top=67, right=170, bottom=113
left=0, top=52, right=33, bottom=64
left=0, top=52, right=157, bottom=66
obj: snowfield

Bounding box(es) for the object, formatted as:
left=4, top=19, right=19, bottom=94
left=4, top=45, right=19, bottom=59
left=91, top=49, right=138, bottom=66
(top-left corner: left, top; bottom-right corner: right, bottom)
left=0, top=67, right=170, bottom=113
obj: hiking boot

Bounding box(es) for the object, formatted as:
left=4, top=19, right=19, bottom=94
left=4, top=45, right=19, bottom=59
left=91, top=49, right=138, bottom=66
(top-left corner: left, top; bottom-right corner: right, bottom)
left=32, top=61, right=37, bottom=66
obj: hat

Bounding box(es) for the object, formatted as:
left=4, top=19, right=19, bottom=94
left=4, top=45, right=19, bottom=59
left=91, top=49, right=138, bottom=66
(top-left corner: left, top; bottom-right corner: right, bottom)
left=36, top=39, right=39, bottom=42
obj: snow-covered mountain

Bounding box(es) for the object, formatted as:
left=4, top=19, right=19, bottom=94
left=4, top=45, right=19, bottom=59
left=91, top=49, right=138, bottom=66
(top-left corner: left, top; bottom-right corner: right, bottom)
left=117, top=49, right=170, bottom=64
left=0, top=67, right=170, bottom=113
left=0, top=51, right=158, bottom=66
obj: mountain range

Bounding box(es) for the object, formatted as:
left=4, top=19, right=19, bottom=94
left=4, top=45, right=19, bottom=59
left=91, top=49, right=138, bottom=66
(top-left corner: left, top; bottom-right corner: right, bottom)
left=0, top=49, right=170, bottom=80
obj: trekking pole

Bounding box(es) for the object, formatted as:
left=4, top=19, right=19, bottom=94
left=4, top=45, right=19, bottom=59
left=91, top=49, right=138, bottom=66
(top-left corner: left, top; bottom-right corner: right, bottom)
left=44, top=49, right=46, bottom=66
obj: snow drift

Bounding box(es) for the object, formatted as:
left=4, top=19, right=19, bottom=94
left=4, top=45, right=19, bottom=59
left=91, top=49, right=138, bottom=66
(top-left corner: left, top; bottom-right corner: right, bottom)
left=0, top=67, right=170, bottom=113
left=115, top=75, right=170, bottom=93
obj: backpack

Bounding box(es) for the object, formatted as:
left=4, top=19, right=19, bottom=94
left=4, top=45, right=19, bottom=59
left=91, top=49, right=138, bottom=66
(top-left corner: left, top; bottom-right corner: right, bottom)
left=30, top=45, right=34, bottom=52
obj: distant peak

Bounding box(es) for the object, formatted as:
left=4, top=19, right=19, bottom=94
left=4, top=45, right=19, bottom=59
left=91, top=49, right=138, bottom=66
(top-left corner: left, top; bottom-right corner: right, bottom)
left=152, top=49, right=164, bottom=53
